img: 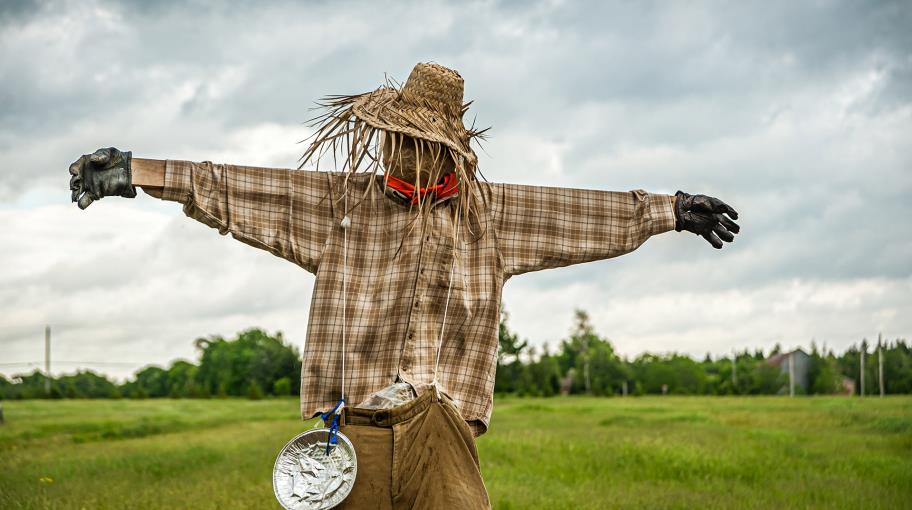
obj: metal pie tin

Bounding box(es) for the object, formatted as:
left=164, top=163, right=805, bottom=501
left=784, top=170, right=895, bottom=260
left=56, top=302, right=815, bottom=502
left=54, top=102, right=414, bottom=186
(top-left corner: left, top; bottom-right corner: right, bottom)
left=273, top=428, right=358, bottom=510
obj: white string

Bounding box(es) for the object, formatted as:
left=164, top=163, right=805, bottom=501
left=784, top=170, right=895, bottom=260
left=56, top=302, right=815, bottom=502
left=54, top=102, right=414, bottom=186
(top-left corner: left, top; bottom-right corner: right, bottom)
left=340, top=193, right=350, bottom=403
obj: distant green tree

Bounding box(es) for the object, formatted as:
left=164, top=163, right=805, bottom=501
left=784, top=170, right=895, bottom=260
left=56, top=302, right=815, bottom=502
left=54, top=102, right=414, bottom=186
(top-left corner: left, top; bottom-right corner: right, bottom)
left=557, top=310, right=593, bottom=387
left=247, top=381, right=265, bottom=400
left=516, top=362, right=537, bottom=396
left=8, top=371, right=54, bottom=399
left=0, top=375, right=15, bottom=400
left=273, top=377, right=292, bottom=396
left=554, top=309, right=630, bottom=395
left=882, top=340, right=912, bottom=393
left=807, top=343, right=840, bottom=394
left=497, top=308, right=527, bottom=364
left=631, top=354, right=707, bottom=395
left=703, top=353, right=740, bottom=395
left=166, top=360, right=199, bottom=398
left=749, top=362, right=785, bottom=394
left=133, top=366, right=169, bottom=397
left=194, top=329, right=301, bottom=397
left=528, top=345, right=562, bottom=397
left=587, top=341, right=630, bottom=396
left=494, top=307, right=528, bottom=394
left=56, top=370, right=119, bottom=398
left=731, top=353, right=749, bottom=395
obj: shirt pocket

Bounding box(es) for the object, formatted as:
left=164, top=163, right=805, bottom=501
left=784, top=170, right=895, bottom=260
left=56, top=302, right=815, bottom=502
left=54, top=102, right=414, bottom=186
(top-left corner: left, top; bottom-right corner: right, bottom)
left=429, top=234, right=466, bottom=291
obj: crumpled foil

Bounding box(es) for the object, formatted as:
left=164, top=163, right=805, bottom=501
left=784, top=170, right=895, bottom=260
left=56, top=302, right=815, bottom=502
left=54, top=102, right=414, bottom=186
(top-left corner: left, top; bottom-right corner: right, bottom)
left=354, top=381, right=417, bottom=409
left=273, top=429, right=357, bottom=510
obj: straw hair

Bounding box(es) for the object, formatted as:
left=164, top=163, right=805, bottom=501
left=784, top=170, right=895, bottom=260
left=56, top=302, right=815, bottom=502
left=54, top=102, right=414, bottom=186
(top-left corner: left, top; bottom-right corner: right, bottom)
left=299, top=63, right=489, bottom=235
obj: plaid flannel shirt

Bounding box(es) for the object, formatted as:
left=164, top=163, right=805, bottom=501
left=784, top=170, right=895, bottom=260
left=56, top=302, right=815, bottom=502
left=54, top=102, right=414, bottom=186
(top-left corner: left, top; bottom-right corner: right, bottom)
left=149, top=160, right=676, bottom=436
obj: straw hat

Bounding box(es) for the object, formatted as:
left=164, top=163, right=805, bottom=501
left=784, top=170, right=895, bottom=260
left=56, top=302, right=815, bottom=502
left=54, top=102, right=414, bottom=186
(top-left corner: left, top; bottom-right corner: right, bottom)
left=301, top=63, right=486, bottom=177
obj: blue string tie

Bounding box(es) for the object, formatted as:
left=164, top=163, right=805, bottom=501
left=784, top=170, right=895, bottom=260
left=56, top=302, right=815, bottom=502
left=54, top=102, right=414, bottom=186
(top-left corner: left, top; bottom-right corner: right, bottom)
left=320, top=399, right=345, bottom=456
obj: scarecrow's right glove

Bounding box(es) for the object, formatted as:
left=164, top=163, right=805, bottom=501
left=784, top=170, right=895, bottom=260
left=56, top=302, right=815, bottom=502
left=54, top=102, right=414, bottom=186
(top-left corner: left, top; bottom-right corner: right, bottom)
left=674, top=191, right=740, bottom=249
left=69, top=147, right=136, bottom=210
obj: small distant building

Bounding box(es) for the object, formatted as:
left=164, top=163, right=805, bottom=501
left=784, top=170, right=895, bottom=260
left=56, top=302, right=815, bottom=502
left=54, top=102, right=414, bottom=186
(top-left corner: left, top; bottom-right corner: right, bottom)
left=839, top=376, right=855, bottom=396
left=766, top=349, right=810, bottom=395
left=560, top=368, right=575, bottom=396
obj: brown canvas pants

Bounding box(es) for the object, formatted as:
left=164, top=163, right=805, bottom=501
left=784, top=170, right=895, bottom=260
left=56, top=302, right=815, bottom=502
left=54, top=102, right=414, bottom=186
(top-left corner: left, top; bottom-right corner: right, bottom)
left=330, top=389, right=491, bottom=509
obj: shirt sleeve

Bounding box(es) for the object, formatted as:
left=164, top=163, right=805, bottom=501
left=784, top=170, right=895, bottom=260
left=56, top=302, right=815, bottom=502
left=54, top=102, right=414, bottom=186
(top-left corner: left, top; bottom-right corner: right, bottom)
left=488, top=183, right=676, bottom=276
left=144, top=160, right=336, bottom=273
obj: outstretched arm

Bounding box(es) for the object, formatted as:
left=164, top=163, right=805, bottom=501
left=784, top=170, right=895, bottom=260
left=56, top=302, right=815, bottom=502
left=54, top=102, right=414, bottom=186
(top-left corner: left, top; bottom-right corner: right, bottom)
left=490, top=183, right=677, bottom=276
left=69, top=147, right=337, bottom=273
left=489, top=183, right=738, bottom=277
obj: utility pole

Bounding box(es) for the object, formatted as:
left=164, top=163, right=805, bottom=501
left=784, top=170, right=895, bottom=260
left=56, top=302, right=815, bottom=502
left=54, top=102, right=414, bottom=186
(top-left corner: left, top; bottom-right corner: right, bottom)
left=621, top=381, right=628, bottom=397
left=788, top=351, right=795, bottom=397
left=732, top=350, right=737, bottom=393
left=859, top=347, right=865, bottom=397
left=878, top=333, right=884, bottom=398
left=44, top=325, right=51, bottom=395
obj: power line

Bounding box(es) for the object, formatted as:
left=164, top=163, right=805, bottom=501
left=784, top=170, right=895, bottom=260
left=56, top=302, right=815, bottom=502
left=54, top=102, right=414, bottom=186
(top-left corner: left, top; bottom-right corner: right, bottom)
left=0, top=360, right=147, bottom=367
left=54, top=361, right=147, bottom=366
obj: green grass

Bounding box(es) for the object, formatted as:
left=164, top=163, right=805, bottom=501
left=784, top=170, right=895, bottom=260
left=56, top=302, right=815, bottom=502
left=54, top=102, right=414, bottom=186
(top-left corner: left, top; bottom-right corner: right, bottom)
left=1, top=397, right=909, bottom=509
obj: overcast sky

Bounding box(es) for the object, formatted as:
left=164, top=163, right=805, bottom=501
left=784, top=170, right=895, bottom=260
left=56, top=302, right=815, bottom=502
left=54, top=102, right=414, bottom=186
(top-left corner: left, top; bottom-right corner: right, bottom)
left=1, top=0, right=910, bottom=380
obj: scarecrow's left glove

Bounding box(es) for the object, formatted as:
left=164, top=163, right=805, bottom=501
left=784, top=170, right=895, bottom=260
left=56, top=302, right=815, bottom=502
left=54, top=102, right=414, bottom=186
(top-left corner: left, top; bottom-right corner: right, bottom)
left=674, top=191, right=740, bottom=249
left=69, top=147, right=136, bottom=209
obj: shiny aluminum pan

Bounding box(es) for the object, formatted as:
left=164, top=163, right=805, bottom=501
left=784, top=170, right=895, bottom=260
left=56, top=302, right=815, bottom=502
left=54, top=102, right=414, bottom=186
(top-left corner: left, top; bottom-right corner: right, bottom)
left=273, top=428, right=357, bottom=510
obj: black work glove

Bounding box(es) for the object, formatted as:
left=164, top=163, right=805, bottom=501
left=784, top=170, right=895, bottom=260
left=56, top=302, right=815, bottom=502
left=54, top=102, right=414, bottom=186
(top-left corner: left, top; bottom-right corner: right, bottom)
left=674, top=191, right=740, bottom=249
left=69, top=147, right=136, bottom=209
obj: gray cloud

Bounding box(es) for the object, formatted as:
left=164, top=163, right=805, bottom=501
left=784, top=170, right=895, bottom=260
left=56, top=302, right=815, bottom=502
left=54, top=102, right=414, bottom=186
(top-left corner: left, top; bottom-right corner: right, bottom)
left=1, top=0, right=910, bottom=378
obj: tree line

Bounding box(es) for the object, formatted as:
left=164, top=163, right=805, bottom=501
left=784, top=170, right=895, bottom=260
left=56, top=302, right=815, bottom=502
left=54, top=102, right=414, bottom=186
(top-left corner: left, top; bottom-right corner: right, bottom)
left=0, top=329, right=300, bottom=400
left=495, top=309, right=912, bottom=397
left=2, top=311, right=910, bottom=400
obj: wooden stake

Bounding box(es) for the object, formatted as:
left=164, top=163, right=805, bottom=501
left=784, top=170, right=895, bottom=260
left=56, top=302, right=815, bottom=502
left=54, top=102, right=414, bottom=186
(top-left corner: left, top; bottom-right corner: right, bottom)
left=132, top=158, right=166, bottom=187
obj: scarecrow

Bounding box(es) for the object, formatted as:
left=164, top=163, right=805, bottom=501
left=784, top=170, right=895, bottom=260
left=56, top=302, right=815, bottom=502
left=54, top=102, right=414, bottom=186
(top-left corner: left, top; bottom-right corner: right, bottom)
left=68, top=63, right=739, bottom=509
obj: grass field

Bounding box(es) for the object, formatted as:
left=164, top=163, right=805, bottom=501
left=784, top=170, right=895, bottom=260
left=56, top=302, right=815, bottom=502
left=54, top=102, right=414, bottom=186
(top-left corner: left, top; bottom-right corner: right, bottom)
left=0, top=396, right=910, bottom=509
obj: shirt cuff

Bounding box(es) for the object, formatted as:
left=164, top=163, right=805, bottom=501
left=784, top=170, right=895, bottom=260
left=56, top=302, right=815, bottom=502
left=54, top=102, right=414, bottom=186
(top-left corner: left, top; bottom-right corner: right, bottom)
left=467, top=419, right=488, bottom=437
left=650, top=193, right=677, bottom=236
left=162, top=160, right=193, bottom=203
left=143, top=160, right=193, bottom=204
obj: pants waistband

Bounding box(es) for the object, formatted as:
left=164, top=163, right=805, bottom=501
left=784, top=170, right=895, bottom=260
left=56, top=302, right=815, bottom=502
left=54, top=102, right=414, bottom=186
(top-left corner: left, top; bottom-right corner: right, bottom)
left=336, top=387, right=450, bottom=428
